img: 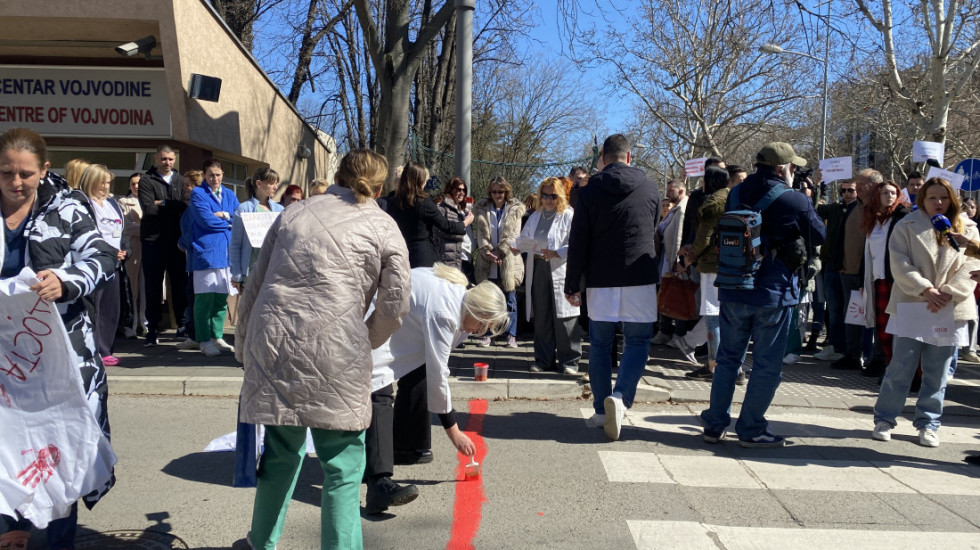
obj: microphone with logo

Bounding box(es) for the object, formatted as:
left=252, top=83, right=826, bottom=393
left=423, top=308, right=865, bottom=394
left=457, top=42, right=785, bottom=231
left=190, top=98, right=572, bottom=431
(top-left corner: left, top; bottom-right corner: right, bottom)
left=931, top=214, right=960, bottom=251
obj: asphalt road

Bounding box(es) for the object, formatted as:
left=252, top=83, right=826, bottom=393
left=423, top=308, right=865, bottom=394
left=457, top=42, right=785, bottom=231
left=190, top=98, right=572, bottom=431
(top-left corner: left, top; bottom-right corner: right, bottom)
left=52, top=394, right=980, bottom=549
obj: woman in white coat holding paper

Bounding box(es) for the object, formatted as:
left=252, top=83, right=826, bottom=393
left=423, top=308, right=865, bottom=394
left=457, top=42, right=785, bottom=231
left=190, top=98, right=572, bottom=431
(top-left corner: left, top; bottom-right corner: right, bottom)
left=872, top=177, right=980, bottom=448
left=519, top=177, right=581, bottom=374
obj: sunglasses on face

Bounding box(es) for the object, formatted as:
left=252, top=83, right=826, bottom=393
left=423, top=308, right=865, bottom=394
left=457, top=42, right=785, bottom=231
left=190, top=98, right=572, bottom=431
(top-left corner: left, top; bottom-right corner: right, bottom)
left=841, top=188, right=856, bottom=193
left=491, top=190, right=505, bottom=195
left=540, top=193, right=558, bottom=200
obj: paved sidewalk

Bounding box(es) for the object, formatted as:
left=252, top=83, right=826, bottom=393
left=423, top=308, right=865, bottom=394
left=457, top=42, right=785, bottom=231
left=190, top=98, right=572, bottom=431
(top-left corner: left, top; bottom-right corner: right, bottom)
left=105, top=330, right=980, bottom=415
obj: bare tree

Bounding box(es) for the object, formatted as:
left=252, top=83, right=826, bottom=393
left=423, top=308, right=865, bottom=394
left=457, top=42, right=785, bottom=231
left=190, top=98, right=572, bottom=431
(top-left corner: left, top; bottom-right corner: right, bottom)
left=354, top=0, right=456, bottom=181
left=211, top=0, right=287, bottom=50
left=854, top=0, right=980, bottom=143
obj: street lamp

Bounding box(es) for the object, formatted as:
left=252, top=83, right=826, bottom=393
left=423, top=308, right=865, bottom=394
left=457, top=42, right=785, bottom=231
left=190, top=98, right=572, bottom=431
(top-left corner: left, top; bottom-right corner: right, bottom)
left=760, top=4, right=831, bottom=162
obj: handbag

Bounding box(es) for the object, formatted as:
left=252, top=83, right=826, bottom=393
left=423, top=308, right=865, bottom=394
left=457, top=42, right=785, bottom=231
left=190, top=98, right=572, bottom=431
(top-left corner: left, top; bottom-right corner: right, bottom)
left=658, top=271, right=699, bottom=321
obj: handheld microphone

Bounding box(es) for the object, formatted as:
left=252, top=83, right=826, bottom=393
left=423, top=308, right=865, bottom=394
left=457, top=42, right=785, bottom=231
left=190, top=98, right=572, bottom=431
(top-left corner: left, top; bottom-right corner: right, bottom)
left=931, top=214, right=960, bottom=251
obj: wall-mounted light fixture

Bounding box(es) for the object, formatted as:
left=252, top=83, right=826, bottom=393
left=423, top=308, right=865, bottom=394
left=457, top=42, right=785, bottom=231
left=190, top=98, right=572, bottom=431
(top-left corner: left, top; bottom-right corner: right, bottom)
left=297, top=145, right=312, bottom=159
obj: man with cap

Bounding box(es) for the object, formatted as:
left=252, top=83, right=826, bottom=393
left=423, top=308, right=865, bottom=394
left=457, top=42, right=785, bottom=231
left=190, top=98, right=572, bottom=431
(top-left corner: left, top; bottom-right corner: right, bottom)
left=700, top=142, right=826, bottom=447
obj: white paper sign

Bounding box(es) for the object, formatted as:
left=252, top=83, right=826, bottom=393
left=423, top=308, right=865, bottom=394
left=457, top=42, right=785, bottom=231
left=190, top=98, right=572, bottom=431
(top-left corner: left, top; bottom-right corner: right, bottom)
left=818, top=156, right=852, bottom=182
left=0, top=269, right=115, bottom=528
left=913, top=141, right=945, bottom=163
left=844, top=290, right=865, bottom=325
left=685, top=157, right=707, bottom=178
left=241, top=212, right=280, bottom=248
left=890, top=302, right=956, bottom=340
left=926, top=166, right=966, bottom=190
left=515, top=236, right=544, bottom=254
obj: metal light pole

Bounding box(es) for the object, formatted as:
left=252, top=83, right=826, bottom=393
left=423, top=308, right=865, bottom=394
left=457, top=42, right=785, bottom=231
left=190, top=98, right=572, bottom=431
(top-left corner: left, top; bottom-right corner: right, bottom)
left=761, top=25, right=830, bottom=161
left=455, top=0, right=475, bottom=185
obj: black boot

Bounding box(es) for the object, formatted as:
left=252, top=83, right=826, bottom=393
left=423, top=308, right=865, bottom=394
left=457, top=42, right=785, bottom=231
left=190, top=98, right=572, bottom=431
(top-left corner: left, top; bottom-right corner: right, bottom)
left=364, top=476, right=419, bottom=514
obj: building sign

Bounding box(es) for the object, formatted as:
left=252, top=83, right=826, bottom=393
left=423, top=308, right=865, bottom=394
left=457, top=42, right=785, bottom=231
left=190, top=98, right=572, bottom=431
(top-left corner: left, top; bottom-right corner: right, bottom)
left=0, top=65, right=171, bottom=138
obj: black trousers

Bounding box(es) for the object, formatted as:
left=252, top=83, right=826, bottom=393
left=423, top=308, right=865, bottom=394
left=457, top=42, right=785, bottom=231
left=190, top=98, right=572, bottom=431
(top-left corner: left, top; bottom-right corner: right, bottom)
left=93, top=273, right=120, bottom=357
left=141, top=239, right=187, bottom=335
left=364, top=365, right=430, bottom=480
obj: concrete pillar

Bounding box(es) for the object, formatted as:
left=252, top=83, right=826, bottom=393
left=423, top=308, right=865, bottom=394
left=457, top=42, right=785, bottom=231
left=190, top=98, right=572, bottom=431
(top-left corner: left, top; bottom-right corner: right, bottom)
left=455, top=0, right=475, bottom=186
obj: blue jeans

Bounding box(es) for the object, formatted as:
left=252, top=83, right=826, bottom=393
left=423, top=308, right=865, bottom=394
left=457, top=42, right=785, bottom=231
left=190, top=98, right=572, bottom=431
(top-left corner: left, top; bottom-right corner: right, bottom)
left=589, top=321, right=653, bottom=414
left=874, top=336, right=952, bottom=431
left=824, top=269, right=845, bottom=353
left=705, top=315, right=720, bottom=362
left=700, top=302, right=793, bottom=440
left=504, top=289, right=517, bottom=337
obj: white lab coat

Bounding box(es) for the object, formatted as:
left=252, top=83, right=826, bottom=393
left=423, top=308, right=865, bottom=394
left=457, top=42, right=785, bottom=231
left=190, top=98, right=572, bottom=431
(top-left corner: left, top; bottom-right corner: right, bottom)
left=520, top=208, right=579, bottom=321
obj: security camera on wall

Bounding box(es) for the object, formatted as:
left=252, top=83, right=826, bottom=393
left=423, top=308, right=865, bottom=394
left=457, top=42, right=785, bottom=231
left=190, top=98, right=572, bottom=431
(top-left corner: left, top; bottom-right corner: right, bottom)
left=115, top=36, right=157, bottom=57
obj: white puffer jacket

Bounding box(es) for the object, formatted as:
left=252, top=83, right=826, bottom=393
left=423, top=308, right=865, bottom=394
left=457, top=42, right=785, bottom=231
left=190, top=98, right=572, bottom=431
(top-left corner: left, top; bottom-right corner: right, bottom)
left=237, top=185, right=411, bottom=431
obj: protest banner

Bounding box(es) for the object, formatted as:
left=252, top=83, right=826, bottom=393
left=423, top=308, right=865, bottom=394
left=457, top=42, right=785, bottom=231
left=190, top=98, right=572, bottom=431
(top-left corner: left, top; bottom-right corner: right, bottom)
left=0, top=269, right=115, bottom=528
left=241, top=212, right=280, bottom=248
left=818, top=157, right=852, bottom=182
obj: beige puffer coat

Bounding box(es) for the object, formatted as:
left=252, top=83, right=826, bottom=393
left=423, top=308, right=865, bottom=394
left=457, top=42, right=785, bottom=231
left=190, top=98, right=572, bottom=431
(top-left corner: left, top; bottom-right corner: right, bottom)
left=236, top=185, right=411, bottom=432
left=473, top=197, right=526, bottom=291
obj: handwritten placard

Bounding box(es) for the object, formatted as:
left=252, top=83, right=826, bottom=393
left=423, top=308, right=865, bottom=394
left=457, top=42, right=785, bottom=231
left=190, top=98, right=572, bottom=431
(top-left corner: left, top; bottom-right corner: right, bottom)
left=241, top=212, right=280, bottom=248
left=684, top=157, right=707, bottom=178
left=913, top=141, right=945, bottom=163
left=818, top=156, right=852, bottom=182
left=926, top=166, right=966, bottom=190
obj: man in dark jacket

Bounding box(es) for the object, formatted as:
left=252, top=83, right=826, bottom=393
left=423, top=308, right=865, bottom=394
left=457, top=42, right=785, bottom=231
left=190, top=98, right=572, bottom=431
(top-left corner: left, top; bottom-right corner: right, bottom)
left=700, top=142, right=826, bottom=448
left=564, top=134, right=661, bottom=441
left=138, top=145, right=188, bottom=346
left=813, top=180, right=859, bottom=362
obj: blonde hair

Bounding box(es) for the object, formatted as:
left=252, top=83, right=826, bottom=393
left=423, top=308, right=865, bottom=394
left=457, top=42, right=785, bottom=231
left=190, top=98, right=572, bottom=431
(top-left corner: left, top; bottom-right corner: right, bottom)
left=335, top=149, right=388, bottom=203
left=64, top=158, right=90, bottom=190
left=184, top=170, right=204, bottom=187
left=309, top=178, right=329, bottom=196
left=917, top=177, right=964, bottom=239
left=539, top=176, right=569, bottom=213
left=488, top=176, right=513, bottom=202
left=78, top=164, right=114, bottom=198
left=432, top=263, right=510, bottom=336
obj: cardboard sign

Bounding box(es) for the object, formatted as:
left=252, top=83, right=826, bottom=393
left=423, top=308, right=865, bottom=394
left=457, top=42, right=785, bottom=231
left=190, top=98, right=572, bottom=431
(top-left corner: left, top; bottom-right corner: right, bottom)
left=241, top=212, right=280, bottom=248
left=913, top=141, right=945, bottom=163
left=925, top=166, right=966, bottom=190
left=0, top=269, right=115, bottom=528
left=818, top=156, right=852, bottom=182
left=684, top=157, right=707, bottom=178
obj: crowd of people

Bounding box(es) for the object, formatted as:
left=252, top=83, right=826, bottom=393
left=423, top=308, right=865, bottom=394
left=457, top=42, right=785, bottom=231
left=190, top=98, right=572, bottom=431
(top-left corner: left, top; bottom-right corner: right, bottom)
left=4, top=125, right=980, bottom=550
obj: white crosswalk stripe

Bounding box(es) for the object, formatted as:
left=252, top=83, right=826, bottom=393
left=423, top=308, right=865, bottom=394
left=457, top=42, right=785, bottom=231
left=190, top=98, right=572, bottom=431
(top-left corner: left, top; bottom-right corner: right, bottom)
left=628, top=520, right=980, bottom=550
left=581, top=408, right=980, bottom=548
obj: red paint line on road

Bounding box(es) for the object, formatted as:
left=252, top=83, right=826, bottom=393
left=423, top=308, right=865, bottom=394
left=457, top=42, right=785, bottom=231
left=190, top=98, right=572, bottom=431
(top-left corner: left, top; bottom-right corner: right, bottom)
left=447, top=399, right=488, bottom=550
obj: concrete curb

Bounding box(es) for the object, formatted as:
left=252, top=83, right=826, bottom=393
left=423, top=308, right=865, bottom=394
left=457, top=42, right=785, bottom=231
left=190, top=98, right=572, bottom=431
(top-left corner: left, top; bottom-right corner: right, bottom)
left=107, top=375, right=672, bottom=403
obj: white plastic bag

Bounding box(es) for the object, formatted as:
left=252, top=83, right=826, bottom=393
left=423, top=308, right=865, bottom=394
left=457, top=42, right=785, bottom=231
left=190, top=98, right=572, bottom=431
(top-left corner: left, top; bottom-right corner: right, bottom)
left=0, top=269, right=115, bottom=527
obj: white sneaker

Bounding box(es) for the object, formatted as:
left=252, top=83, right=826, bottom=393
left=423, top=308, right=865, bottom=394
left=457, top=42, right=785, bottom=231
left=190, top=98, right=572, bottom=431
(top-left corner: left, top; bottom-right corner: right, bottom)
left=814, top=348, right=844, bottom=361
left=479, top=336, right=492, bottom=347
left=200, top=340, right=221, bottom=357
left=651, top=333, right=670, bottom=346
left=919, top=428, right=939, bottom=447
left=563, top=366, right=579, bottom=376
left=585, top=413, right=605, bottom=428
left=603, top=393, right=625, bottom=441
left=176, top=337, right=200, bottom=350
left=213, top=338, right=235, bottom=353
left=506, top=335, right=518, bottom=348
left=872, top=421, right=892, bottom=441
left=783, top=353, right=800, bottom=365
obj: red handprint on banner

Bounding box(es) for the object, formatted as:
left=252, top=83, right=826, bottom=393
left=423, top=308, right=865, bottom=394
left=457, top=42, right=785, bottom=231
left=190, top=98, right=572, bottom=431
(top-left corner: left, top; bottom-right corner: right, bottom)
left=18, top=445, right=61, bottom=488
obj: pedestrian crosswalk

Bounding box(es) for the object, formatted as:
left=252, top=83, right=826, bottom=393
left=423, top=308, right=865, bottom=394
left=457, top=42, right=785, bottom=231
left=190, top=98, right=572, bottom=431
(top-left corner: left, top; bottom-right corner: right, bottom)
left=581, top=408, right=980, bottom=549
left=627, top=520, right=980, bottom=549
